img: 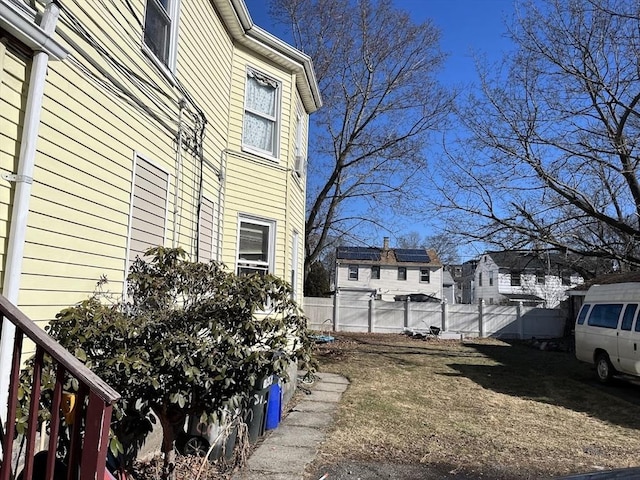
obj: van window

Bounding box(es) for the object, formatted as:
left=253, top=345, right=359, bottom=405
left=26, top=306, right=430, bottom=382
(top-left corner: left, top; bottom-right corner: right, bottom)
left=621, top=304, right=638, bottom=331
left=576, top=304, right=590, bottom=325
left=587, top=304, right=623, bottom=329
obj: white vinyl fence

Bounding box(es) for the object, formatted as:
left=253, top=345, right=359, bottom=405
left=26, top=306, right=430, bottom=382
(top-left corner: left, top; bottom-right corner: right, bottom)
left=303, top=296, right=567, bottom=339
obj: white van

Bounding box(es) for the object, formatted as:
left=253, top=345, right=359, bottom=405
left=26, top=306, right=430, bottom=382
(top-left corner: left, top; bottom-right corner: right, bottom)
left=575, top=282, right=640, bottom=383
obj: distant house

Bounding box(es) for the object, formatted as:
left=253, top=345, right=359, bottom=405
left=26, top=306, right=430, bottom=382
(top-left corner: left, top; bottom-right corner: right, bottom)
left=471, top=251, right=584, bottom=307
left=442, top=269, right=456, bottom=304
left=335, top=237, right=443, bottom=301
left=455, top=260, right=478, bottom=304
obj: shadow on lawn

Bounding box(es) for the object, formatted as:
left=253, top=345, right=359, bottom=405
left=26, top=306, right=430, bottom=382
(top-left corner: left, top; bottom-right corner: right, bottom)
left=317, top=334, right=485, bottom=369
left=447, top=341, right=640, bottom=430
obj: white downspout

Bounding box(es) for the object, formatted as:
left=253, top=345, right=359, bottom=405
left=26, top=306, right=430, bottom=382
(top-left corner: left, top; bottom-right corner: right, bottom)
left=0, top=1, right=60, bottom=425
left=172, top=99, right=186, bottom=248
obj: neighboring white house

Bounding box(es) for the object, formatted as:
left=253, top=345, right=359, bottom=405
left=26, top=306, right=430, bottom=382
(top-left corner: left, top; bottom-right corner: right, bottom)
left=335, top=238, right=443, bottom=302
left=472, top=251, right=584, bottom=307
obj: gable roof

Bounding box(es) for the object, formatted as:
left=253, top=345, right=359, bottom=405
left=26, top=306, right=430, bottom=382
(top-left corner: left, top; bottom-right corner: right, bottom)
left=569, top=271, right=640, bottom=292
left=486, top=250, right=582, bottom=273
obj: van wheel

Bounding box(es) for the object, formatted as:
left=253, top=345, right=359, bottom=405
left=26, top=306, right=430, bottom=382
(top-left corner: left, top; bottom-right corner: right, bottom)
left=595, top=353, right=614, bottom=383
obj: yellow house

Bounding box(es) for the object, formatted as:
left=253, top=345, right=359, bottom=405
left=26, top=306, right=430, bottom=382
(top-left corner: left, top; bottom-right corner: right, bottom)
left=0, top=0, right=320, bottom=392
left=1, top=0, right=320, bottom=310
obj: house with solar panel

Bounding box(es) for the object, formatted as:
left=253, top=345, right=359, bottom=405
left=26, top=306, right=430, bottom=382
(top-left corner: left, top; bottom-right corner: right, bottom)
left=335, top=237, right=444, bottom=302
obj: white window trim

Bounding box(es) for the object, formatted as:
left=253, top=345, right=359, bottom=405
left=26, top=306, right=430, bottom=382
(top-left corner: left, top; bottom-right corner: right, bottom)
left=242, top=67, right=281, bottom=161
left=142, top=0, right=181, bottom=74
left=420, top=268, right=430, bottom=283
left=125, top=152, right=171, bottom=286
left=236, top=214, right=276, bottom=276
left=293, top=102, right=306, bottom=178
left=348, top=265, right=359, bottom=281
left=371, top=265, right=380, bottom=280
left=398, top=266, right=407, bottom=281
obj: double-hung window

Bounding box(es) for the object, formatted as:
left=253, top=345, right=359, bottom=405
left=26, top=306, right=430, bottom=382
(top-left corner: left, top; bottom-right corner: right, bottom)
left=144, top=0, right=180, bottom=69
left=348, top=265, right=359, bottom=281
left=293, top=102, right=307, bottom=178
left=371, top=265, right=380, bottom=280
left=420, top=268, right=430, bottom=283
left=398, top=267, right=407, bottom=281
left=243, top=69, right=280, bottom=158
left=237, top=217, right=275, bottom=276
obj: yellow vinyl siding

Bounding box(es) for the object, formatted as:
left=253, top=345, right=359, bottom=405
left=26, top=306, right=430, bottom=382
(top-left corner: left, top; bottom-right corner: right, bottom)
left=0, top=43, right=29, bottom=290
left=1, top=0, right=316, bottom=325
left=178, top=1, right=233, bottom=148
left=222, top=49, right=307, bottom=281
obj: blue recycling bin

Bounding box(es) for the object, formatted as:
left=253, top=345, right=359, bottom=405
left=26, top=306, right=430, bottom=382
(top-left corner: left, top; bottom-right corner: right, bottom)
left=265, top=377, right=282, bottom=430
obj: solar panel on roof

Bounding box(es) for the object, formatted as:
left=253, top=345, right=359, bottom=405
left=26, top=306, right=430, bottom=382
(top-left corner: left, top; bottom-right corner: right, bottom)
left=395, top=249, right=430, bottom=263
left=337, top=246, right=380, bottom=261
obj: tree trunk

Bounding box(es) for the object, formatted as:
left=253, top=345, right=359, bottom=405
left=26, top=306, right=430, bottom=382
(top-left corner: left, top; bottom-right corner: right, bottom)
left=155, top=409, right=178, bottom=480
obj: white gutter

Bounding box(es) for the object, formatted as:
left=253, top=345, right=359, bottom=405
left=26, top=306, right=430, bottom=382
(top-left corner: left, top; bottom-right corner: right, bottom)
left=0, top=0, right=67, bottom=60
left=0, top=0, right=64, bottom=425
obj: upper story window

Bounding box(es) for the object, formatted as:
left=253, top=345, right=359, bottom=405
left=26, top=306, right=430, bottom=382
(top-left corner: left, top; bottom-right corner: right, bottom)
left=144, top=0, right=180, bottom=69
left=243, top=69, right=280, bottom=159
left=398, top=267, right=407, bottom=281
left=420, top=268, right=430, bottom=283
left=371, top=265, right=380, bottom=279
left=511, top=271, right=521, bottom=286
left=293, top=105, right=306, bottom=178
left=348, top=265, right=359, bottom=281
left=237, top=216, right=275, bottom=276
left=536, top=271, right=545, bottom=284
left=489, top=271, right=494, bottom=286
left=478, top=272, right=483, bottom=286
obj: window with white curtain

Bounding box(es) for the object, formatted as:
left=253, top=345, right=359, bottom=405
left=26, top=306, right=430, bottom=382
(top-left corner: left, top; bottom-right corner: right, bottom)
left=243, top=69, right=280, bottom=158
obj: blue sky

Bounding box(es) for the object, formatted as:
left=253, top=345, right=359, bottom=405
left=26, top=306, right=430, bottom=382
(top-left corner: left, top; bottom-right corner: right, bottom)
left=243, top=0, right=517, bottom=258
left=245, top=0, right=516, bottom=85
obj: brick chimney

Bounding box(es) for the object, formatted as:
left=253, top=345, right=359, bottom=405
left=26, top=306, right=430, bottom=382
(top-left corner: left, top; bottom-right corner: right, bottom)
left=383, top=237, right=390, bottom=250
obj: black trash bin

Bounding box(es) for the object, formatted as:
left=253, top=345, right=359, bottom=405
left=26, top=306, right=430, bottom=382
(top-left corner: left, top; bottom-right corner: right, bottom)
left=245, top=375, right=272, bottom=443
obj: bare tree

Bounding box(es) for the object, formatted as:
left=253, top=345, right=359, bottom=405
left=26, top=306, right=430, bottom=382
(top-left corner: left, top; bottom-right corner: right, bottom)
left=437, top=0, right=640, bottom=271
left=268, top=0, right=453, bottom=275
left=397, top=231, right=460, bottom=264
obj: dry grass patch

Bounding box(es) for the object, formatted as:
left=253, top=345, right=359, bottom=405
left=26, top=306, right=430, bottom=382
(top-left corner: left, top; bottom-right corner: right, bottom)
left=311, top=332, right=640, bottom=479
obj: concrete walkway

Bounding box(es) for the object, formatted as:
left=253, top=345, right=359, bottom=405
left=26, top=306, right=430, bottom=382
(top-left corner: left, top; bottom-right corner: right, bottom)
left=232, top=372, right=349, bottom=480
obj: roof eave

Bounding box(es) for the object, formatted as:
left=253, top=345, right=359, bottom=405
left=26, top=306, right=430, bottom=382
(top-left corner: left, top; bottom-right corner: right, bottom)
left=215, top=0, right=322, bottom=114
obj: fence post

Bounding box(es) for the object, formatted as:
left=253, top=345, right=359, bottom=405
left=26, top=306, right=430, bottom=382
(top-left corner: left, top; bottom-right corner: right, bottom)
left=404, top=298, right=410, bottom=329
left=478, top=300, right=484, bottom=337
left=368, top=296, right=374, bottom=333
left=441, top=300, right=448, bottom=332
left=517, top=301, right=524, bottom=339
left=333, top=291, right=340, bottom=332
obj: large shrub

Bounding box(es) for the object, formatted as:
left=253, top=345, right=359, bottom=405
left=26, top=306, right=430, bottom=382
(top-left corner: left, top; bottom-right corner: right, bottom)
left=20, top=247, right=316, bottom=480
